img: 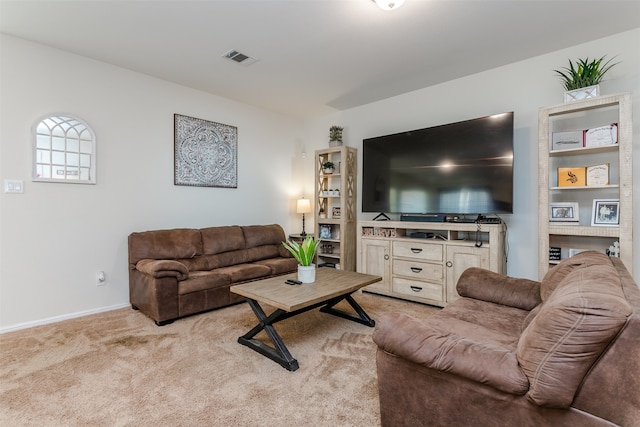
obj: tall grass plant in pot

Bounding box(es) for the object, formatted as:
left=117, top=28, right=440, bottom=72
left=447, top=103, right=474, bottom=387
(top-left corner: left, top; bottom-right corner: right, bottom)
left=282, top=237, right=318, bottom=283
left=554, top=55, right=618, bottom=102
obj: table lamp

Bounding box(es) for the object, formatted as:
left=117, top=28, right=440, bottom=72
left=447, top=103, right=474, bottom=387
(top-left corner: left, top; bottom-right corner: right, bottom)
left=296, top=197, right=312, bottom=237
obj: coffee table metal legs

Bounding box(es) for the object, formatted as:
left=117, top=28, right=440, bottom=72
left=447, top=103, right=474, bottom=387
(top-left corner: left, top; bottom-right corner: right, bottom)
left=238, top=293, right=374, bottom=371
left=320, top=294, right=376, bottom=327
left=238, top=300, right=299, bottom=371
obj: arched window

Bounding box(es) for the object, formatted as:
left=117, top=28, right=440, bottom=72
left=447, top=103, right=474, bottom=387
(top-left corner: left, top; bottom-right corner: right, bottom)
left=33, top=114, right=96, bottom=184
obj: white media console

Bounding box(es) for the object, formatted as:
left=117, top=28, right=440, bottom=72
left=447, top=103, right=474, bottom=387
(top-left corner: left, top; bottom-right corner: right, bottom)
left=357, top=220, right=507, bottom=307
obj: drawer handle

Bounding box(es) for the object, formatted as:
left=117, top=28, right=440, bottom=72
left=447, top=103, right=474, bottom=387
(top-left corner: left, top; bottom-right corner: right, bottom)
left=410, top=248, right=423, bottom=253
left=384, top=254, right=389, bottom=260
left=446, top=261, right=453, bottom=267
left=410, top=286, right=423, bottom=292
left=410, top=267, right=422, bottom=273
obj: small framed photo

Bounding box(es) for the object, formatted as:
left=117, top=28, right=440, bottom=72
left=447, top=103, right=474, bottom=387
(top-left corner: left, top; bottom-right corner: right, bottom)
left=332, top=207, right=341, bottom=219
left=549, top=202, right=579, bottom=223
left=592, top=199, right=620, bottom=226
left=549, top=202, right=580, bottom=223
left=319, top=225, right=332, bottom=239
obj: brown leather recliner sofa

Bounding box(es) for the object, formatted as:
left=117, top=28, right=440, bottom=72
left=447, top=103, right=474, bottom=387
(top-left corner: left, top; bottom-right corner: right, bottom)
left=128, top=224, right=297, bottom=325
left=373, top=251, right=639, bottom=426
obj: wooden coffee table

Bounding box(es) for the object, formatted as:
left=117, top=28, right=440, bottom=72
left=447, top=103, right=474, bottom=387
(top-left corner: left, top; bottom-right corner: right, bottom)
left=230, top=268, right=382, bottom=371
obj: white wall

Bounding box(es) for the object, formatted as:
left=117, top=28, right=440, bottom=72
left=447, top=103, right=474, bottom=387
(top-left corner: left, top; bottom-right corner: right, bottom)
left=2, top=29, right=639, bottom=330
left=0, top=35, right=305, bottom=330
left=304, top=29, right=640, bottom=282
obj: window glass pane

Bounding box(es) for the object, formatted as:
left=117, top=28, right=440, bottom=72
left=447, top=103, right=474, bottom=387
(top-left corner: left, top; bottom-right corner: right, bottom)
left=52, top=151, right=65, bottom=165
left=36, top=164, right=51, bottom=179
left=52, top=136, right=65, bottom=151
left=66, top=167, right=79, bottom=179
left=67, top=152, right=79, bottom=166
left=79, top=130, right=92, bottom=141
left=37, top=122, right=51, bottom=134
left=79, top=168, right=90, bottom=181
left=67, top=138, right=80, bottom=152
left=52, top=125, right=65, bottom=137
left=80, top=140, right=92, bottom=153
left=36, top=149, right=51, bottom=164
left=36, top=135, right=51, bottom=149
left=80, top=153, right=91, bottom=167
left=67, top=128, right=79, bottom=140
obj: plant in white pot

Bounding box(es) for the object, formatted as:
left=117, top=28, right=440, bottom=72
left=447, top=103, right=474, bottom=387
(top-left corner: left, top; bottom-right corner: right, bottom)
left=322, top=161, right=335, bottom=174
left=554, top=55, right=618, bottom=102
left=329, top=125, right=343, bottom=147
left=282, top=237, right=319, bottom=283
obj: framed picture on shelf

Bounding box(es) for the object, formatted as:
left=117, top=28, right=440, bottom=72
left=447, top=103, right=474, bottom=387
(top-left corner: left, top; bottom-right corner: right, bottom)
left=549, top=202, right=579, bottom=223
left=591, top=199, right=620, bottom=226
left=319, top=225, right=332, bottom=239
left=332, top=207, right=341, bottom=219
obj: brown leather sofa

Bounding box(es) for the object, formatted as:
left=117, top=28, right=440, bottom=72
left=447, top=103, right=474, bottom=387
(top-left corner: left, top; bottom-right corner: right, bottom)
left=128, top=224, right=297, bottom=325
left=373, top=251, right=639, bottom=426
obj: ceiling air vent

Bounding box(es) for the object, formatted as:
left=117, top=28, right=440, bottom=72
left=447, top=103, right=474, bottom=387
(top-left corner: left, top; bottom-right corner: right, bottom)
left=222, top=49, right=258, bottom=66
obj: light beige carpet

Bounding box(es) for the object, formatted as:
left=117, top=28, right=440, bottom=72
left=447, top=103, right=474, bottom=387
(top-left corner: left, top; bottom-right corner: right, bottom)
left=0, top=292, right=438, bottom=426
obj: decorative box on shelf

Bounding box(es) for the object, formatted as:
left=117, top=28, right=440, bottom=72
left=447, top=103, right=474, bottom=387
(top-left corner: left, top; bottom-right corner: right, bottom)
left=558, top=167, right=586, bottom=187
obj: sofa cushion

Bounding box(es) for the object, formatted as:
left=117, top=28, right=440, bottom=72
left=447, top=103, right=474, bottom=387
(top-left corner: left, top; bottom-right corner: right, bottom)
left=242, top=224, right=286, bottom=248
left=136, top=259, right=189, bottom=280
left=200, top=226, right=245, bottom=254
left=373, top=312, right=530, bottom=395
left=540, top=251, right=610, bottom=301
left=128, top=228, right=201, bottom=265
left=253, top=257, right=299, bottom=275
left=203, top=250, right=249, bottom=269
left=179, top=271, right=231, bottom=295
left=457, top=267, right=541, bottom=310
left=216, top=263, right=272, bottom=283
left=176, top=256, right=209, bottom=272
left=246, top=244, right=280, bottom=262
left=440, top=298, right=530, bottom=340
left=516, top=264, right=632, bottom=408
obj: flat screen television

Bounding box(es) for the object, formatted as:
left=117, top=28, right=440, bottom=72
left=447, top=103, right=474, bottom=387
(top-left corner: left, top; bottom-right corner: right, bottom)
left=362, top=112, right=514, bottom=216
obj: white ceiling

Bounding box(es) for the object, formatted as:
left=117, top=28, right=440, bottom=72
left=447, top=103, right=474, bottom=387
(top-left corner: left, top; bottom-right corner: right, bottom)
left=2, top=0, right=639, bottom=119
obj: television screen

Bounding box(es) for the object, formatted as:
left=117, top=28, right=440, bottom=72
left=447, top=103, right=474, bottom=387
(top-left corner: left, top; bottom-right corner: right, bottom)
left=362, top=112, right=514, bottom=216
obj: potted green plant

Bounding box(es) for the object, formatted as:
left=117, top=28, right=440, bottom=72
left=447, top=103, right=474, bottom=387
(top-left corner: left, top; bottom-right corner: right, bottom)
left=322, top=161, right=335, bottom=174
left=282, top=237, right=319, bottom=283
left=329, top=125, right=343, bottom=147
left=319, top=207, right=327, bottom=218
left=554, top=55, right=618, bottom=102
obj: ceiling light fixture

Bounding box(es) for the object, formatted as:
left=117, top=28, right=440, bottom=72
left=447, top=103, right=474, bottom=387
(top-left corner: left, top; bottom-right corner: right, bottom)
left=372, top=0, right=405, bottom=11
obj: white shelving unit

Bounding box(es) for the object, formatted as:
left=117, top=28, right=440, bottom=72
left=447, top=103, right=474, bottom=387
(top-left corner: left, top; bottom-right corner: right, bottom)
left=538, top=93, right=633, bottom=278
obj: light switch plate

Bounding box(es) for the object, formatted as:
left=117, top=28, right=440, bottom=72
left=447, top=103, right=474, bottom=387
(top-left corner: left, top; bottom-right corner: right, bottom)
left=4, top=179, right=24, bottom=193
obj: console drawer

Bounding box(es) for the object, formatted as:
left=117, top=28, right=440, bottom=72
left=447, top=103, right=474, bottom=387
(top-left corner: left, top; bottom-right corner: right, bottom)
left=392, top=277, right=443, bottom=301
left=393, top=259, right=442, bottom=281
left=393, top=241, right=443, bottom=261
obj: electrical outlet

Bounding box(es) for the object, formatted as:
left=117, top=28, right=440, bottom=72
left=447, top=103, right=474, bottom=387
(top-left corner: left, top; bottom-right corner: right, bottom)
left=96, top=271, right=106, bottom=286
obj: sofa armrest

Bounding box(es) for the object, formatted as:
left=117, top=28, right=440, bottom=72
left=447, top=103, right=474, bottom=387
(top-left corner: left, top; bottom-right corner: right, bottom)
left=373, top=312, right=529, bottom=395
left=457, top=267, right=541, bottom=310
left=135, top=259, right=188, bottom=280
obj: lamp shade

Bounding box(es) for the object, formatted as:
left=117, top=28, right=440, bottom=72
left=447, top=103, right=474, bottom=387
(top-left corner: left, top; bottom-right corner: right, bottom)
left=297, top=198, right=312, bottom=214
left=373, top=0, right=405, bottom=11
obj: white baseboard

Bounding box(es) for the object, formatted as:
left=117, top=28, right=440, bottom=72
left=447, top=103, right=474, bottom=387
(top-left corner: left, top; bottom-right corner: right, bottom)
left=0, top=303, right=131, bottom=334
